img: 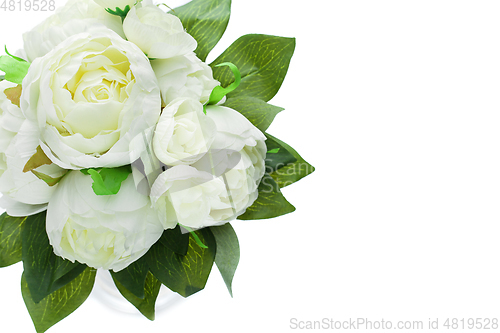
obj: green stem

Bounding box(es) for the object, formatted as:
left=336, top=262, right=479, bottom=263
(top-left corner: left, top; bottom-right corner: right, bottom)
left=180, top=225, right=208, bottom=249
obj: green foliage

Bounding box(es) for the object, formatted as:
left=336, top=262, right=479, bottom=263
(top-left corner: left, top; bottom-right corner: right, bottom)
left=113, top=271, right=162, bottom=321
left=4, top=46, right=26, bottom=62
left=21, top=212, right=86, bottom=304
left=159, top=225, right=189, bottom=256
left=147, top=228, right=216, bottom=297
left=81, top=165, right=132, bottom=195
left=105, top=5, right=131, bottom=21
left=173, top=0, right=231, bottom=61
left=181, top=225, right=208, bottom=248
left=110, top=256, right=149, bottom=299
left=238, top=174, right=296, bottom=220
left=266, top=133, right=315, bottom=188
left=211, top=34, right=295, bottom=102
left=210, top=223, right=239, bottom=297
left=0, top=213, right=26, bottom=267
left=0, top=51, right=30, bottom=84
left=22, top=268, right=96, bottom=333
left=223, top=96, right=284, bottom=132
left=265, top=135, right=297, bottom=172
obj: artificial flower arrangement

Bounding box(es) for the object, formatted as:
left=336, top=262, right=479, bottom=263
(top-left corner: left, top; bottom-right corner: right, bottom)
left=0, top=0, right=314, bottom=331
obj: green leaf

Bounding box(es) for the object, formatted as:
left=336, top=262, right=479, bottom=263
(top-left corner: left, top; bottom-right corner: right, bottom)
left=0, top=75, right=5, bottom=81
left=147, top=228, right=216, bottom=297
left=83, top=165, right=132, bottom=196
left=265, top=135, right=297, bottom=172
left=49, top=264, right=87, bottom=294
left=4, top=46, right=27, bottom=62
left=22, top=268, right=96, bottom=333
left=172, top=0, right=231, bottom=62
left=223, top=96, right=284, bottom=132
left=238, top=174, right=296, bottom=220
left=113, top=271, right=162, bottom=321
left=110, top=256, right=148, bottom=299
left=159, top=224, right=189, bottom=256
left=266, top=133, right=315, bottom=188
left=105, top=5, right=131, bottom=21
left=22, top=212, right=86, bottom=303
left=211, top=34, right=295, bottom=102
left=0, top=213, right=26, bottom=267
left=0, top=54, right=30, bottom=85
left=210, top=223, right=239, bottom=297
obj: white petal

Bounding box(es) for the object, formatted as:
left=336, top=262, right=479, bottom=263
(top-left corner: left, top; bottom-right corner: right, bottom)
left=46, top=169, right=163, bottom=272
left=0, top=196, right=47, bottom=217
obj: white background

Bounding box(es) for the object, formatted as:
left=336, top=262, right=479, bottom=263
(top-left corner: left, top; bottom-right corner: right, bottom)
left=1, top=0, right=500, bottom=332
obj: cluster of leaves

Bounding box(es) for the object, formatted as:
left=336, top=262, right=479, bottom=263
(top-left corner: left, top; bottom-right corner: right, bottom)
left=0, top=213, right=93, bottom=333
left=0, top=210, right=239, bottom=332
left=0, top=0, right=315, bottom=332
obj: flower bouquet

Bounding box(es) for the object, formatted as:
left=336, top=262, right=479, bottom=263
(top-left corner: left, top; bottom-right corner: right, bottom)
left=0, top=0, right=314, bottom=331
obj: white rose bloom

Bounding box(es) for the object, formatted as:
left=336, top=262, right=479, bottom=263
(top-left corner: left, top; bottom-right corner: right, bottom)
left=0, top=82, right=64, bottom=216
left=20, top=28, right=161, bottom=169
left=23, top=0, right=125, bottom=62
left=94, top=0, right=137, bottom=10
left=151, top=53, right=219, bottom=106
left=153, top=98, right=216, bottom=167
left=123, top=0, right=197, bottom=59
left=46, top=169, right=164, bottom=272
left=150, top=106, right=266, bottom=229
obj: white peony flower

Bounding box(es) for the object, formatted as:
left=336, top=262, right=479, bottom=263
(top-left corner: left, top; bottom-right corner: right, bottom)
left=123, top=0, right=197, bottom=59
left=153, top=98, right=216, bottom=167
left=193, top=105, right=267, bottom=221
left=20, top=28, right=161, bottom=169
left=23, top=0, right=125, bottom=62
left=198, top=105, right=267, bottom=191
left=150, top=105, right=267, bottom=229
left=46, top=169, right=164, bottom=272
left=150, top=165, right=228, bottom=229
left=151, top=52, right=220, bottom=106
left=0, top=82, right=65, bottom=217
left=212, top=148, right=263, bottom=220
left=94, top=0, right=137, bottom=10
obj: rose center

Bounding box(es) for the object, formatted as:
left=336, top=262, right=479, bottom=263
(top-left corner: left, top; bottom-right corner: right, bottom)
left=51, top=44, right=137, bottom=141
